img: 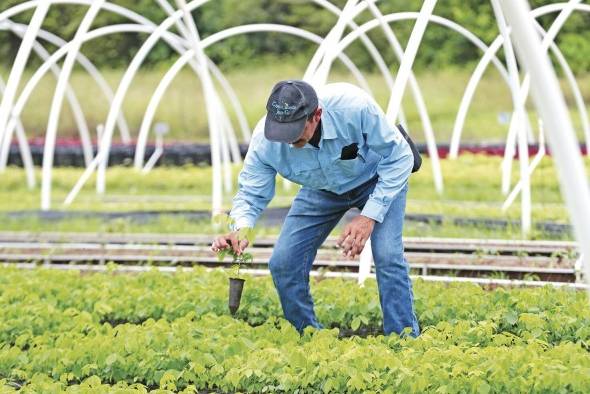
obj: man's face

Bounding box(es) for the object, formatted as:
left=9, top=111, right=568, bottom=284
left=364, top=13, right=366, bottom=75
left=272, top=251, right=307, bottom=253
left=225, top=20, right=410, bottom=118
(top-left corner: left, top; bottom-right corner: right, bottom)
left=290, top=107, right=322, bottom=148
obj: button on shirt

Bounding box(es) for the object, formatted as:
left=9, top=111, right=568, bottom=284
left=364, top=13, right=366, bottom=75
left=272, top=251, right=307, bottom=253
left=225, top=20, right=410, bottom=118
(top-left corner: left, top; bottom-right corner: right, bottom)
left=230, top=82, right=414, bottom=230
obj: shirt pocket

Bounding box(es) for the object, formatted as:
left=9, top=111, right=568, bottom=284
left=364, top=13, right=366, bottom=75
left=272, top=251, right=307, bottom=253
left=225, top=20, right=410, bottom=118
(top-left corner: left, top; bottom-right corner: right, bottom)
left=333, top=150, right=366, bottom=177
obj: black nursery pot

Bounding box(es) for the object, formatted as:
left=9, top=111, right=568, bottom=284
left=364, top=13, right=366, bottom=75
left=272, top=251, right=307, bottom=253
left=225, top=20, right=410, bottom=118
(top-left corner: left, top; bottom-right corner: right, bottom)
left=228, top=277, right=246, bottom=315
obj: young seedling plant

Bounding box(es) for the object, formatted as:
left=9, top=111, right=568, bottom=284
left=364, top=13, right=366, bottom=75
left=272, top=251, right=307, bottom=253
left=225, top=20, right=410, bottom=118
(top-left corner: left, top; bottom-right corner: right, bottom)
left=213, top=214, right=256, bottom=315
left=216, top=245, right=254, bottom=280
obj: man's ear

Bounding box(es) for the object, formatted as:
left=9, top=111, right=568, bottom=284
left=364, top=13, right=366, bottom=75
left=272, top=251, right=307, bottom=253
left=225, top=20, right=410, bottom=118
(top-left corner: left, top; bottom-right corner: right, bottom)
left=314, top=107, right=323, bottom=122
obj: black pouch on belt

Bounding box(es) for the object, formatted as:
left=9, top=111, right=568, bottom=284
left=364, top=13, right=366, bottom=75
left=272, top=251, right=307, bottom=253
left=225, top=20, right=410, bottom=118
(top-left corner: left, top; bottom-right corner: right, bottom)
left=396, top=124, right=422, bottom=173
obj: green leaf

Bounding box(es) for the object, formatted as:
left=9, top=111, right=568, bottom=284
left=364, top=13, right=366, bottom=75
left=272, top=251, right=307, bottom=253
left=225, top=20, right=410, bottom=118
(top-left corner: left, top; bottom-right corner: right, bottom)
left=212, top=213, right=233, bottom=229
left=81, top=363, right=98, bottom=375
left=504, top=310, right=518, bottom=326
left=347, top=373, right=366, bottom=391
left=82, top=375, right=102, bottom=388
left=323, top=378, right=337, bottom=393
left=217, top=248, right=228, bottom=262
left=94, top=302, right=113, bottom=315
left=477, top=382, right=491, bottom=394
left=238, top=227, right=257, bottom=244
left=289, top=351, right=307, bottom=369
left=351, top=317, right=362, bottom=331
left=160, top=371, right=178, bottom=391
left=226, top=369, right=241, bottom=387
left=105, top=354, right=118, bottom=366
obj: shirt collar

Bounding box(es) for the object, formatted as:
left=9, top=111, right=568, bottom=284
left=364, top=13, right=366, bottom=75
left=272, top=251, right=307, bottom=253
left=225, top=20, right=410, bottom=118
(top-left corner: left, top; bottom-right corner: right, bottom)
left=289, top=101, right=337, bottom=150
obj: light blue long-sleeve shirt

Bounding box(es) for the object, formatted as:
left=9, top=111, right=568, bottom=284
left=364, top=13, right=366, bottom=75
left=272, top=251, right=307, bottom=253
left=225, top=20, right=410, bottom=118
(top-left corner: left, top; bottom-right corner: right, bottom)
left=230, top=82, right=414, bottom=230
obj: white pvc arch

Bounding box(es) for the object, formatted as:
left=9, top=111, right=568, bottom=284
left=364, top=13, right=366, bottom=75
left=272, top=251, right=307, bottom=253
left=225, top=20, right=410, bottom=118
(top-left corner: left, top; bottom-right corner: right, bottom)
left=364, top=0, right=443, bottom=194
left=153, top=0, right=254, bottom=144
left=308, top=1, right=519, bottom=196
left=133, top=23, right=372, bottom=171
left=305, top=0, right=360, bottom=85
left=0, top=21, right=134, bottom=139
left=62, top=0, right=258, bottom=207
left=1, top=22, right=254, bottom=208
left=0, top=25, right=254, bottom=206
left=358, top=0, right=437, bottom=285
left=0, top=20, right=93, bottom=170
left=500, top=2, right=587, bottom=203
left=491, top=0, right=531, bottom=235
left=335, top=13, right=510, bottom=81
left=65, top=0, right=421, bottom=206
left=0, top=21, right=134, bottom=166
left=499, top=0, right=590, bottom=294
left=0, top=2, right=203, bottom=144
left=2, top=0, right=515, bottom=208
left=40, top=0, right=105, bottom=210
left=173, top=0, right=224, bottom=214
left=447, top=2, right=588, bottom=237
left=0, top=25, right=242, bottom=200
left=122, top=0, right=414, bottom=168
left=497, top=1, right=583, bottom=237
left=13, top=0, right=234, bottom=208
left=0, top=0, right=253, bottom=205
left=0, top=2, right=50, bottom=161
left=126, top=0, right=454, bottom=186
left=0, top=76, right=35, bottom=189
left=63, top=21, right=377, bottom=205
left=326, top=9, right=515, bottom=195
left=449, top=2, right=590, bottom=160
left=312, top=0, right=407, bottom=129
left=308, top=0, right=446, bottom=195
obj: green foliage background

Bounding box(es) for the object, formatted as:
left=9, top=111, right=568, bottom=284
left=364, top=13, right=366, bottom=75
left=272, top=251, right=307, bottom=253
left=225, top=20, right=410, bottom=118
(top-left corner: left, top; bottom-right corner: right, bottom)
left=1, top=0, right=589, bottom=73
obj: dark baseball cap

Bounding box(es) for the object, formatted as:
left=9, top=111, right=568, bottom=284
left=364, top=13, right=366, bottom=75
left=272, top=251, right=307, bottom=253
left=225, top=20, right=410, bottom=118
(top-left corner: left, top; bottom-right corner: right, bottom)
left=264, top=80, right=318, bottom=143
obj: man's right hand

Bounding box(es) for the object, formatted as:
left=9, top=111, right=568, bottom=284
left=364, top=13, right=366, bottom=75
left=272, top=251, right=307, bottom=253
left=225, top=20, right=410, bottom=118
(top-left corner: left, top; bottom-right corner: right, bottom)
left=211, top=231, right=249, bottom=255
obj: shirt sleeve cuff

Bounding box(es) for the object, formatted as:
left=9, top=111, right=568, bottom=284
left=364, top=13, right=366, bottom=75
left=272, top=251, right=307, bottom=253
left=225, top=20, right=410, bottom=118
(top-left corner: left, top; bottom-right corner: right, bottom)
left=230, top=217, right=254, bottom=232
left=361, top=199, right=387, bottom=223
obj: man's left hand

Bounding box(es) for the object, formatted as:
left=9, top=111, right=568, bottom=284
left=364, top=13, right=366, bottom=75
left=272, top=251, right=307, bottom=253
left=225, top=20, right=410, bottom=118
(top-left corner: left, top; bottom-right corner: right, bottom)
left=337, top=215, right=375, bottom=259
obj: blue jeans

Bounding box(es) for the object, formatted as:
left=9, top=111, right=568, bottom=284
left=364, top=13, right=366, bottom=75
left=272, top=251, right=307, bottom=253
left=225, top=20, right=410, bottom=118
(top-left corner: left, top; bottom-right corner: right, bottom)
left=268, top=177, right=420, bottom=337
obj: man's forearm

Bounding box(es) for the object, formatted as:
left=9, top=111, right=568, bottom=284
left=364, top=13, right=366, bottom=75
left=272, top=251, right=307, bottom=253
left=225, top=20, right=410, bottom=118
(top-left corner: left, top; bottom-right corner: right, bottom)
left=360, top=145, right=413, bottom=223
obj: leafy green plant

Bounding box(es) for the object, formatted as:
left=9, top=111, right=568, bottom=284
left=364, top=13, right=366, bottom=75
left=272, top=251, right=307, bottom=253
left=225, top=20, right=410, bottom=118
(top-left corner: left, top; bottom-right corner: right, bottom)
left=217, top=247, right=253, bottom=279
left=522, top=273, right=541, bottom=281
left=486, top=271, right=509, bottom=280
left=213, top=213, right=257, bottom=279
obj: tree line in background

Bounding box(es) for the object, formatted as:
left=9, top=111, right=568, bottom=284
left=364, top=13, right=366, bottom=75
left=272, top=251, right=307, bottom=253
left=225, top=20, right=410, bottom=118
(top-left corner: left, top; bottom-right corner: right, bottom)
left=0, top=0, right=589, bottom=73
